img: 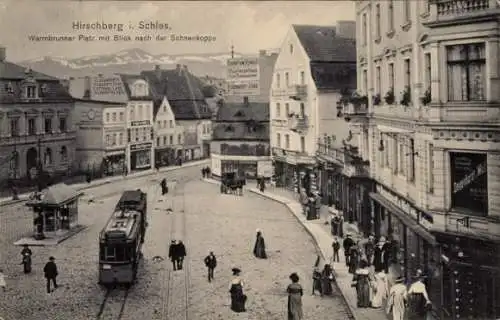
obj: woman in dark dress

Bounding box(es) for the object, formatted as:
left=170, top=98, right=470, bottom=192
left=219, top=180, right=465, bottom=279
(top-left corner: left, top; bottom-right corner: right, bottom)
left=352, top=259, right=373, bottom=308
left=320, top=264, right=334, bottom=296
left=253, top=229, right=267, bottom=259
left=287, top=273, right=303, bottom=320
left=348, top=244, right=360, bottom=274
left=229, top=268, right=247, bottom=313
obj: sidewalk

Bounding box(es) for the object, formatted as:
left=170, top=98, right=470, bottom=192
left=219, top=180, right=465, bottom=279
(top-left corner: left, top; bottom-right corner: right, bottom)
left=0, top=159, right=209, bottom=207
left=248, top=186, right=389, bottom=320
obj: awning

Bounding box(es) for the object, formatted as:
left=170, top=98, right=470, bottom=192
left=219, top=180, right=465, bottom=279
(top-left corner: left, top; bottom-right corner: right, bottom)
left=377, top=125, right=414, bottom=134
left=369, top=192, right=436, bottom=245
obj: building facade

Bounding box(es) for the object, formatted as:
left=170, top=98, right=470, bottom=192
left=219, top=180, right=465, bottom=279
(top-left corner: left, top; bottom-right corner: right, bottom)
left=211, top=96, right=271, bottom=179
left=349, top=1, right=500, bottom=318
left=120, top=74, right=154, bottom=173
left=271, top=22, right=357, bottom=199
left=0, top=47, right=75, bottom=187
left=70, top=75, right=128, bottom=175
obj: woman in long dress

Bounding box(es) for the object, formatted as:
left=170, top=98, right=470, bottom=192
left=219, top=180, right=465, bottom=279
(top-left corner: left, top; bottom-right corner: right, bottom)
left=253, top=229, right=267, bottom=259
left=352, top=260, right=372, bottom=308
left=386, top=277, right=407, bottom=320
left=320, top=264, right=334, bottom=296
left=229, top=268, right=247, bottom=313
left=371, top=270, right=389, bottom=308
left=287, top=273, right=303, bottom=320
left=406, top=272, right=432, bottom=320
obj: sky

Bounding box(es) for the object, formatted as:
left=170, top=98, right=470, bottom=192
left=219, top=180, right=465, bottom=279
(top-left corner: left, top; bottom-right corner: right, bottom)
left=0, top=1, right=355, bottom=62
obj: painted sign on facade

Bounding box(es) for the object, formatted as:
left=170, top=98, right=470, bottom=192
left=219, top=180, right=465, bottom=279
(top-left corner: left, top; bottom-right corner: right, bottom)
left=226, top=57, right=260, bottom=96
left=450, top=152, right=488, bottom=216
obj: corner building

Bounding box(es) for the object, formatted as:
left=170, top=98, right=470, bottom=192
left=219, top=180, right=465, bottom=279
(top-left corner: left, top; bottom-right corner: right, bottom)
left=349, top=1, right=500, bottom=318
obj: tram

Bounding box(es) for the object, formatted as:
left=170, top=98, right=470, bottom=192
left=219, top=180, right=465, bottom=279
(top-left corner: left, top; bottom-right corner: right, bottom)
left=98, top=190, right=148, bottom=287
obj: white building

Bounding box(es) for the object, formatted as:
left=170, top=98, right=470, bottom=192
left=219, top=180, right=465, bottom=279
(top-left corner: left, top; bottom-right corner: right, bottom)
left=270, top=22, right=357, bottom=193
left=153, top=97, right=184, bottom=167
left=120, top=74, right=154, bottom=173
left=70, top=75, right=128, bottom=175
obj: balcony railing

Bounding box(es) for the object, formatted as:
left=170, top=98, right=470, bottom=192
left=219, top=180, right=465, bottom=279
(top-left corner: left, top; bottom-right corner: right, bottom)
left=271, top=119, right=288, bottom=127
left=271, top=84, right=308, bottom=99
left=288, top=115, right=309, bottom=132
left=436, top=0, right=490, bottom=17
left=343, top=103, right=368, bottom=116
left=424, top=0, right=498, bottom=27
left=271, top=147, right=315, bottom=164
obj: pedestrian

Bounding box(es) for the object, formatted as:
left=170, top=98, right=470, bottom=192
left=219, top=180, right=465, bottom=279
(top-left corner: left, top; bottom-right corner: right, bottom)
left=365, top=234, right=375, bottom=266
left=43, top=256, right=58, bottom=293
left=204, top=251, right=217, bottom=282
left=371, top=270, right=389, bottom=309
left=253, top=229, right=267, bottom=259
left=168, top=240, right=179, bottom=271
left=201, top=167, right=206, bottom=178
left=177, top=240, right=186, bottom=270
left=0, top=268, right=6, bottom=292
left=205, top=166, right=211, bottom=178
left=160, top=178, right=168, bottom=195
left=386, top=276, right=408, bottom=320
left=259, top=177, right=266, bottom=192
left=348, top=243, right=360, bottom=274
left=406, top=270, right=432, bottom=320
left=331, top=237, right=340, bottom=263
left=352, top=259, right=373, bottom=308
left=373, top=236, right=390, bottom=273
left=287, top=272, right=303, bottom=320
left=320, top=264, right=334, bottom=296
left=343, top=234, right=355, bottom=267
left=229, top=267, right=247, bottom=313
left=311, top=266, right=322, bottom=296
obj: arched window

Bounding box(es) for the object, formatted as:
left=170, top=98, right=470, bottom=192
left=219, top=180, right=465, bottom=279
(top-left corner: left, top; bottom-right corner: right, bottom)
left=44, top=148, right=52, bottom=166
left=60, top=146, right=68, bottom=161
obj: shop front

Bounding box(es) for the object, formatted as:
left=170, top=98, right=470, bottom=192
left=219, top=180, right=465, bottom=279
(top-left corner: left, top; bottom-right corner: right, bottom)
left=130, top=142, right=152, bottom=171
left=272, top=147, right=315, bottom=192
left=155, top=147, right=175, bottom=168
left=104, top=151, right=126, bottom=176
left=221, top=160, right=257, bottom=178
left=369, top=183, right=440, bottom=303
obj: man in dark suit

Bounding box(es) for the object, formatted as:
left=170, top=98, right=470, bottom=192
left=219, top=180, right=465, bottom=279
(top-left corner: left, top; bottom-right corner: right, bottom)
left=204, top=251, right=217, bottom=282
left=43, top=256, right=58, bottom=293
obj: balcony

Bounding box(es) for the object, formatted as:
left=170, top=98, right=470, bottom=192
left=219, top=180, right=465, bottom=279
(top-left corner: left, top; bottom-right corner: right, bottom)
left=316, top=143, right=370, bottom=178
left=271, top=147, right=315, bottom=165
left=339, top=92, right=369, bottom=123
left=423, top=0, right=499, bottom=28
left=271, top=119, right=288, bottom=128
left=373, top=104, right=417, bottom=121
left=271, top=84, right=308, bottom=100
left=287, top=115, right=309, bottom=133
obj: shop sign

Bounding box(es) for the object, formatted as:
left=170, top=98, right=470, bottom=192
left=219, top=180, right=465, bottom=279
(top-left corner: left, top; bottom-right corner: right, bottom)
left=376, top=184, right=433, bottom=229
left=130, top=142, right=152, bottom=151
left=130, top=120, right=150, bottom=127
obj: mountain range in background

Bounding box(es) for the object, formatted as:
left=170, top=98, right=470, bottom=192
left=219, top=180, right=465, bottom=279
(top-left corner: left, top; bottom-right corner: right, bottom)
left=17, top=48, right=249, bottom=80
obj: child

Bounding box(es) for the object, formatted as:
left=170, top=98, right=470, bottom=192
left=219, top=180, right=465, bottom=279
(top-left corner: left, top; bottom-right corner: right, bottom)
left=0, top=268, right=6, bottom=292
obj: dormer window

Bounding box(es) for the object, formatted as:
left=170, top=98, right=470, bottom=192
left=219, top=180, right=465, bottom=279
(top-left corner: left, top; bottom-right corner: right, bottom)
left=25, top=85, right=37, bottom=99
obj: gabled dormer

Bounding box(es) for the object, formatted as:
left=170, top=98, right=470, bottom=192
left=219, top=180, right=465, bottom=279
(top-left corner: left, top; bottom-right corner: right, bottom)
left=131, top=79, right=149, bottom=97
left=21, top=70, right=39, bottom=100
left=154, top=96, right=177, bottom=130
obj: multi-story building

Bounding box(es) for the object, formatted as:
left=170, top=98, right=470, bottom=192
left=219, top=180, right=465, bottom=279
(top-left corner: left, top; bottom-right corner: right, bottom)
left=270, top=22, right=357, bottom=197
left=0, top=46, right=75, bottom=185
left=142, top=66, right=185, bottom=167
left=348, top=1, right=500, bottom=318
left=120, top=74, right=154, bottom=173
left=210, top=96, right=271, bottom=179
left=70, top=75, right=128, bottom=175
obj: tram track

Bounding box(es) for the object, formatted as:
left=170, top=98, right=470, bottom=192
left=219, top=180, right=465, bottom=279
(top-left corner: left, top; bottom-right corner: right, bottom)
left=96, top=286, right=131, bottom=320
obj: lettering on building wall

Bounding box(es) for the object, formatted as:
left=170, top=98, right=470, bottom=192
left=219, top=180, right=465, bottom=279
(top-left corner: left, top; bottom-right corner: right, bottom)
left=450, top=152, right=488, bottom=216
left=131, top=120, right=150, bottom=127
left=130, top=142, right=152, bottom=151
left=227, top=57, right=260, bottom=96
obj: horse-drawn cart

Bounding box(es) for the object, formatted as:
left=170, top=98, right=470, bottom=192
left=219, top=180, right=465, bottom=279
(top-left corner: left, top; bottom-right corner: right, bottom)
left=220, top=172, right=246, bottom=195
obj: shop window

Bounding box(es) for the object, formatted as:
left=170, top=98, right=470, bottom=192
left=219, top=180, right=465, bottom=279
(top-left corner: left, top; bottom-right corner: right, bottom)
left=60, top=146, right=68, bottom=162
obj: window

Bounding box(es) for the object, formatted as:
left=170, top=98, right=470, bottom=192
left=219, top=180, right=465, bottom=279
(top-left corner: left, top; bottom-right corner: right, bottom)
left=362, top=13, right=367, bottom=45
left=130, top=109, right=135, bottom=121
left=375, top=66, right=381, bottom=95
left=447, top=43, right=486, bottom=101
left=142, top=128, right=147, bottom=141
left=388, top=63, right=395, bottom=90
left=409, top=138, right=415, bottom=182
left=276, top=103, right=281, bottom=117
left=169, top=120, right=173, bottom=128
left=28, top=118, right=36, bottom=135
left=10, top=119, right=19, bottom=136
left=135, top=128, right=139, bottom=142
left=106, top=134, right=110, bottom=146
left=59, top=118, right=66, bottom=132
left=113, top=133, right=117, bottom=146
left=112, top=112, right=117, bottom=122
left=363, top=69, right=368, bottom=94
left=163, top=120, right=167, bottom=128
left=276, top=73, right=281, bottom=88
left=375, top=4, right=381, bottom=39
left=300, top=71, right=305, bottom=85
left=300, top=137, right=305, bottom=153
left=169, top=135, right=173, bottom=145
left=289, top=44, right=293, bottom=54
left=106, top=113, right=110, bottom=122
left=404, top=59, right=411, bottom=88
left=44, top=148, right=52, bottom=166
left=177, top=134, right=182, bottom=144
left=285, top=72, right=290, bottom=87
left=428, top=143, right=434, bottom=192
left=424, top=53, right=431, bottom=90
left=44, top=118, right=52, bottom=133
left=119, top=112, right=124, bottom=121
left=277, top=133, right=281, bottom=147
left=388, top=0, right=394, bottom=32
left=118, top=133, right=123, bottom=145
left=285, top=103, right=290, bottom=117
left=60, top=146, right=67, bottom=161
left=285, top=134, right=290, bottom=149
left=163, top=136, right=167, bottom=145
left=157, top=137, right=160, bottom=146
left=26, top=86, right=37, bottom=98
left=404, top=0, right=411, bottom=23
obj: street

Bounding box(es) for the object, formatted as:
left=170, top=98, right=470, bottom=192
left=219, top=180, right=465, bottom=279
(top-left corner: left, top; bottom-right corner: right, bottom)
left=0, top=168, right=353, bottom=320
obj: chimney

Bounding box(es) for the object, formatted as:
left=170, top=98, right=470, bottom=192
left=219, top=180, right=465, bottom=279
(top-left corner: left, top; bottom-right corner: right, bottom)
left=176, top=64, right=181, bottom=75
left=259, top=50, right=266, bottom=56
left=243, top=96, right=249, bottom=106
left=0, top=46, right=5, bottom=62
left=336, top=21, right=356, bottom=39
left=83, top=76, right=91, bottom=99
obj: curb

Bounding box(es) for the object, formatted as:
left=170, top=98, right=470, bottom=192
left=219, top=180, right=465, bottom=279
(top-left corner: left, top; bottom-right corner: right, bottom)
left=247, top=188, right=358, bottom=320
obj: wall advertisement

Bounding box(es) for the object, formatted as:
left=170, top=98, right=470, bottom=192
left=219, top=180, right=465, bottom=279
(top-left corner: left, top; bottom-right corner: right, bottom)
left=226, top=57, right=260, bottom=96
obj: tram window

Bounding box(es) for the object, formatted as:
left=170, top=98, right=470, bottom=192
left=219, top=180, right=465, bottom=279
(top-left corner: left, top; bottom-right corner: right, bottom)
left=105, top=247, right=116, bottom=260
left=102, top=246, right=127, bottom=261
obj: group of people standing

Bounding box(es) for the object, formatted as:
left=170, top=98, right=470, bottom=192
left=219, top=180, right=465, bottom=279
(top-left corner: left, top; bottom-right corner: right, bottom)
left=201, top=167, right=211, bottom=179
left=168, top=240, right=187, bottom=271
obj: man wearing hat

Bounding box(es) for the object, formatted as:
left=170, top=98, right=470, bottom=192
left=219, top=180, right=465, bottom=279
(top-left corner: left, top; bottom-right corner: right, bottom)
left=43, top=256, right=58, bottom=293
left=343, top=233, right=356, bottom=267
left=168, top=240, right=179, bottom=271
left=386, top=276, right=407, bottom=320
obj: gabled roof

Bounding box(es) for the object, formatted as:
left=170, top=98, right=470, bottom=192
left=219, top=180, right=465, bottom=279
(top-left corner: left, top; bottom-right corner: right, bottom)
left=310, top=62, right=357, bottom=91
left=215, top=102, right=269, bottom=122
left=0, top=61, right=59, bottom=81
left=118, top=74, right=153, bottom=100
left=292, top=25, right=356, bottom=62
left=141, top=67, right=212, bottom=120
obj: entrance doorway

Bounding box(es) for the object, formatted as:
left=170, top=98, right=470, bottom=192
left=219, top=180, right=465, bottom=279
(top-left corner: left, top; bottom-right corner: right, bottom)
left=26, top=147, right=38, bottom=179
